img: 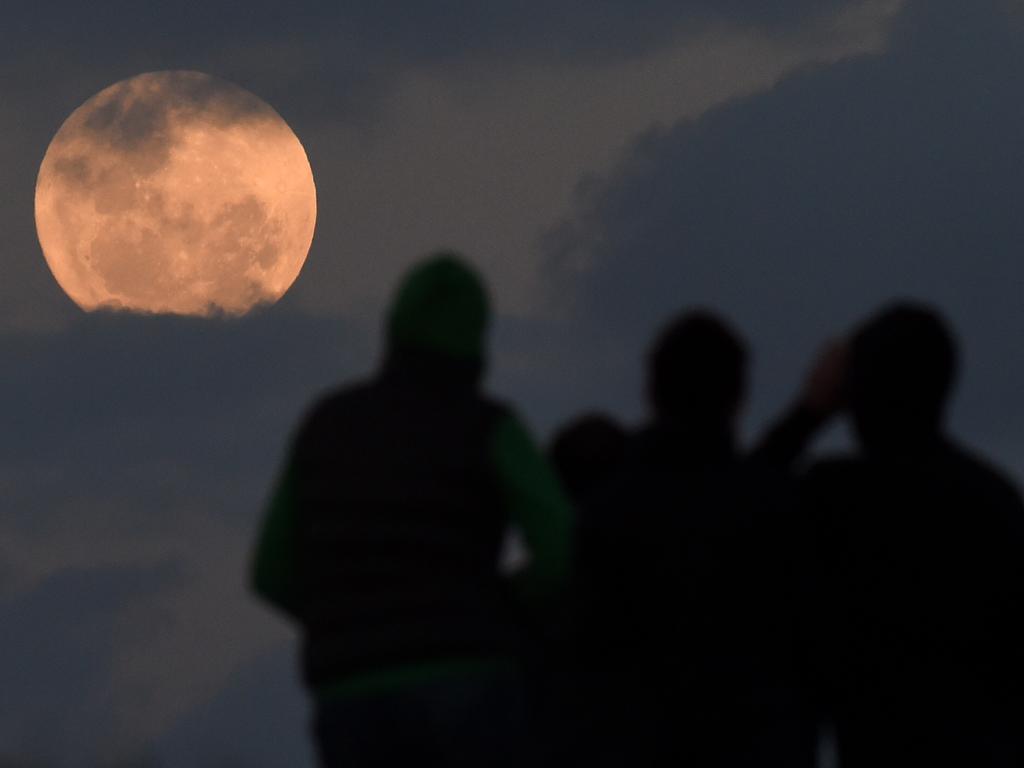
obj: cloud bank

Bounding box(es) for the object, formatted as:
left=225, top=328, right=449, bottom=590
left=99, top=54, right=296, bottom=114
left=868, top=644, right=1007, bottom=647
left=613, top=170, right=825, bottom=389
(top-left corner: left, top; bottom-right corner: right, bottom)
left=544, top=0, right=1024, bottom=463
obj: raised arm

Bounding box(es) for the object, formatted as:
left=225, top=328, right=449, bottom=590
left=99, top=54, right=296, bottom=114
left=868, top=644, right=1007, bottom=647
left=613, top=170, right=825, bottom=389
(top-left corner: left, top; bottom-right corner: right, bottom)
left=752, top=339, right=848, bottom=467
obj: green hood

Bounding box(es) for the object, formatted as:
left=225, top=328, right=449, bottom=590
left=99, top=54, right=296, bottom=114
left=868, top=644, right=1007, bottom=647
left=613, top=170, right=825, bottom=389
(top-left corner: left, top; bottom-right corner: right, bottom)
left=386, top=253, right=490, bottom=360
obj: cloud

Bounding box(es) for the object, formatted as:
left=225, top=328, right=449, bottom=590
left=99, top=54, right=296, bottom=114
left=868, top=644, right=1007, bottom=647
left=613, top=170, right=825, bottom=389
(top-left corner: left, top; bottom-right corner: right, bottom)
left=277, top=2, right=899, bottom=319
left=3, top=1, right=874, bottom=136
left=542, top=0, right=1024, bottom=469
left=0, top=561, right=180, bottom=765
left=153, top=645, right=314, bottom=768
left=1, top=1, right=865, bottom=71
left=0, top=310, right=371, bottom=534
left=0, top=309, right=374, bottom=762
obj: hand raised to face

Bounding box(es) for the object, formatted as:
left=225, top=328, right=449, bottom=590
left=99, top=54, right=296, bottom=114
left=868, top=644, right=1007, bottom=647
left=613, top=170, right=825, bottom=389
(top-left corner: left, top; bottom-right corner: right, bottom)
left=801, top=339, right=849, bottom=418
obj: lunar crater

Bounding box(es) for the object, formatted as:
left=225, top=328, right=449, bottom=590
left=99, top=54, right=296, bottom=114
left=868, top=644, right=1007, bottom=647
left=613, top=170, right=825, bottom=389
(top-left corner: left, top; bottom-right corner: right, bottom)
left=35, top=71, right=316, bottom=316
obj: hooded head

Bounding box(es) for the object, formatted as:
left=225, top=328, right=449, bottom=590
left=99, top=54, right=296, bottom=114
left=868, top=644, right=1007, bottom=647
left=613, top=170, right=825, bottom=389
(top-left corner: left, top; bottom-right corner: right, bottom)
left=385, top=252, right=491, bottom=373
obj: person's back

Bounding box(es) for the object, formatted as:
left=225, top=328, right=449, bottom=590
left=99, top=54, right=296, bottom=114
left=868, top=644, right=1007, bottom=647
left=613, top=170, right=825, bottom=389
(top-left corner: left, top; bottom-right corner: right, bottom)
left=531, top=412, right=627, bottom=763
left=805, top=304, right=1024, bottom=766
left=579, top=312, right=815, bottom=768
left=251, top=254, right=572, bottom=768
left=293, top=361, right=518, bottom=685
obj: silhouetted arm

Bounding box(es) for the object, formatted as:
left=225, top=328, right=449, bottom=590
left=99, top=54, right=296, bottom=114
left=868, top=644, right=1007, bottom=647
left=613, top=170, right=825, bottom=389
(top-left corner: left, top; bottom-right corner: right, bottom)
left=751, top=340, right=848, bottom=467
left=490, top=412, right=574, bottom=606
left=251, top=461, right=301, bottom=621
left=751, top=404, right=827, bottom=468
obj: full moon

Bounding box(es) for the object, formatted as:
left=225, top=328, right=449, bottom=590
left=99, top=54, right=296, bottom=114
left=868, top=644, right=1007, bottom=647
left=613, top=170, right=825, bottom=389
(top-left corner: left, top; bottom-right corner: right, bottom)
left=35, top=71, right=316, bottom=315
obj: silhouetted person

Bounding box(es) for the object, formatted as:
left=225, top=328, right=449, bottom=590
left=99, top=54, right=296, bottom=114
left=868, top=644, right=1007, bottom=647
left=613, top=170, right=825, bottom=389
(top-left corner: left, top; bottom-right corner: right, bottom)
left=578, top=311, right=817, bottom=768
left=796, top=303, right=1024, bottom=766
left=550, top=413, right=628, bottom=507
left=250, top=254, right=572, bottom=768
left=524, top=413, right=627, bottom=763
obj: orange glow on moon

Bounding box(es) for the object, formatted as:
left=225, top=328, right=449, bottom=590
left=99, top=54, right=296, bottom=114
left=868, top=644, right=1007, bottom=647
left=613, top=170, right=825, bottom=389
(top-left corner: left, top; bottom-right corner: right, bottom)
left=34, top=71, right=316, bottom=315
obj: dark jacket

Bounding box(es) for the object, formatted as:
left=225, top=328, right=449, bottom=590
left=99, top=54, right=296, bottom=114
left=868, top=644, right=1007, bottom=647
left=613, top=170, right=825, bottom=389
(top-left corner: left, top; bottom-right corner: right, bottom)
left=805, top=439, right=1024, bottom=767
left=578, top=420, right=815, bottom=767
left=290, top=355, right=520, bottom=686
left=251, top=256, right=572, bottom=693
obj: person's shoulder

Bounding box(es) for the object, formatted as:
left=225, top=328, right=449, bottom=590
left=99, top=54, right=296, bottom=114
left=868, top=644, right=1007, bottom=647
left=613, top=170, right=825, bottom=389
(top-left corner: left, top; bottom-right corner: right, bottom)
left=478, top=393, right=513, bottom=420
left=476, top=395, right=526, bottom=441
left=944, top=441, right=1024, bottom=510
left=313, top=380, right=374, bottom=412
left=295, top=380, right=375, bottom=435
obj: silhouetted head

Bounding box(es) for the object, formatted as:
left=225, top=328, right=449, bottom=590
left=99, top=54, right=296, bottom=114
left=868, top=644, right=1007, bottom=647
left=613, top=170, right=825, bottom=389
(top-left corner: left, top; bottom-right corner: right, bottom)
left=647, top=310, right=748, bottom=433
left=385, top=253, right=490, bottom=380
left=550, top=413, right=628, bottom=505
left=848, top=302, right=958, bottom=453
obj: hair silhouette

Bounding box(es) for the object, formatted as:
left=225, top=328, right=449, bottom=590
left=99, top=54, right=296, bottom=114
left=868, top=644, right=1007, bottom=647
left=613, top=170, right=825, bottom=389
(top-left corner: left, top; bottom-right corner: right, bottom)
left=848, top=302, right=958, bottom=452
left=647, top=310, right=747, bottom=430
left=550, top=412, right=627, bottom=505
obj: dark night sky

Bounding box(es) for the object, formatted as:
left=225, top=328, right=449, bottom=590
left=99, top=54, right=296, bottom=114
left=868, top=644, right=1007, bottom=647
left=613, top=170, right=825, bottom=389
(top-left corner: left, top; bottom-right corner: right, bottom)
left=2, top=1, right=1022, bottom=764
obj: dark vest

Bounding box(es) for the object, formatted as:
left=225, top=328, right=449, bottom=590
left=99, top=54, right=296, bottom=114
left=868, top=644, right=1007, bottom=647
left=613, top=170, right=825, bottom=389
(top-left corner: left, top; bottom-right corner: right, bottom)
left=290, top=355, right=518, bottom=687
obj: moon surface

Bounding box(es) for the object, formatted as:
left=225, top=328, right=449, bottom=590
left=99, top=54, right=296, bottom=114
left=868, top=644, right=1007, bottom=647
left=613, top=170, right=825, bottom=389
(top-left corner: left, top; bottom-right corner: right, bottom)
left=35, top=71, right=316, bottom=315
